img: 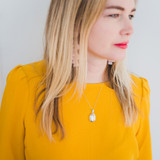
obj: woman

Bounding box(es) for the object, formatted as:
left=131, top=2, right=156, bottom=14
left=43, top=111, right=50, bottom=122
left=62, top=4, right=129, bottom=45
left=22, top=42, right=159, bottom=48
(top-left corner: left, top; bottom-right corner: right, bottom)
left=0, top=0, right=152, bottom=159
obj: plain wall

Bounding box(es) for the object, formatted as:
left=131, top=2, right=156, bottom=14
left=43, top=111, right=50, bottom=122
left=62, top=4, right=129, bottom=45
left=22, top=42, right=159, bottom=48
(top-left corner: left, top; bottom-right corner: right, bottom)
left=0, top=0, right=160, bottom=159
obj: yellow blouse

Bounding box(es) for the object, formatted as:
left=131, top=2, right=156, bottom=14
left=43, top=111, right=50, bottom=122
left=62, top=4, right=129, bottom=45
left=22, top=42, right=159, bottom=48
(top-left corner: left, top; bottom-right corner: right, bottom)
left=0, top=60, right=152, bottom=160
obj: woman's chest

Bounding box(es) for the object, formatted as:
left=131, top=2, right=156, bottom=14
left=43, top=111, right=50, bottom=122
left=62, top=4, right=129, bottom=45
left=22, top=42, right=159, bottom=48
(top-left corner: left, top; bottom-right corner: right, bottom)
left=24, top=93, right=139, bottom=160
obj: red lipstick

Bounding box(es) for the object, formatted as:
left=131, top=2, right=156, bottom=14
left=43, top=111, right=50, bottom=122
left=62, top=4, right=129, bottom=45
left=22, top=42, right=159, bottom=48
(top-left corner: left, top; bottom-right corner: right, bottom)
left=114, top=41, right=129, bottom=49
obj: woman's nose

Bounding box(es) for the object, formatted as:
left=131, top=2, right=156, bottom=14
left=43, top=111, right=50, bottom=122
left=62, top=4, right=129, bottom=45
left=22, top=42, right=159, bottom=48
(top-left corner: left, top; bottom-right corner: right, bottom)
left=120, top=18, right=134, bottom=36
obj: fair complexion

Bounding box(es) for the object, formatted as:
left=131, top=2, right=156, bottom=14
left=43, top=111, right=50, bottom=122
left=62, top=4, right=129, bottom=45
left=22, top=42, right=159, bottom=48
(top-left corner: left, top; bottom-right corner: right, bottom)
left=86, top=0, right=136, bottom=83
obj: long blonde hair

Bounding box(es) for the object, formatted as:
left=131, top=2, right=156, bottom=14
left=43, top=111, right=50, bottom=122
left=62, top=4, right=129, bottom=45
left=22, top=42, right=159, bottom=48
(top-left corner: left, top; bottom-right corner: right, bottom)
left=34, top=0, right=139, bottom=142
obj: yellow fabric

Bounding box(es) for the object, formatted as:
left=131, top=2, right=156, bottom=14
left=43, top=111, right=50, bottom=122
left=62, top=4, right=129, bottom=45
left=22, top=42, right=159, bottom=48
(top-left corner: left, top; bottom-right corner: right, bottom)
left=0, top=60, right=152, bottom=160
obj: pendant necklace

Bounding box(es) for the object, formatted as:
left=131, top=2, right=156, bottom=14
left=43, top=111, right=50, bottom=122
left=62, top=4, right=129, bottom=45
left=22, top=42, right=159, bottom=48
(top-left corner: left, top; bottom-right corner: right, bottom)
left=82, top=83, right=103, bottom=122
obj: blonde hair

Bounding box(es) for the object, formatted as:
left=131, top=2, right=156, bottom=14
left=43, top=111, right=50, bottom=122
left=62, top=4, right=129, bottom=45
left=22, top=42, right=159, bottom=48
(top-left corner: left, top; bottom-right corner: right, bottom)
left=34, top=0, right=139, bottom=142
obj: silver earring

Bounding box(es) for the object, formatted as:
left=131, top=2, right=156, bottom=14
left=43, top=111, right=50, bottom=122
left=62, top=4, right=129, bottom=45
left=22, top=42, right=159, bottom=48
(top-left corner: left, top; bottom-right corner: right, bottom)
left=108, top=60, right=113, bottom=65
left=72, top=45, right=80, bottom=67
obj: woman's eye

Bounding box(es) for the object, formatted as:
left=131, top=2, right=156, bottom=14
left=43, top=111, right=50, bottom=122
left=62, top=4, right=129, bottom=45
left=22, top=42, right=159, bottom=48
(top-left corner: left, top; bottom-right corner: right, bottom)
left=129, top=15, right=134, bottom=20
left=108, top=14, right=120, bottom=18
left=107, top=14, right=135, bottom=20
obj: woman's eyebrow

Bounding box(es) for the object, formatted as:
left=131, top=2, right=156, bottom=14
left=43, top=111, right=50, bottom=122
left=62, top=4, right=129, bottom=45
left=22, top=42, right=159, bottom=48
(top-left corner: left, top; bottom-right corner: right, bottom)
left=105, top=5, right=136, bottom=12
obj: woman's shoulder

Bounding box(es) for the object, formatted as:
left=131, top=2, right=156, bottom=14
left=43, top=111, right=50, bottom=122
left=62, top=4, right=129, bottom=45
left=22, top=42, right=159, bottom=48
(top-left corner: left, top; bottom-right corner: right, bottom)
left=130, top=73, right=150, bottom=94
left=130, top=73, right=151, bottom=113
left=8, top=60, right=46, bottom=83
left=20, top=60, right=46, bottom=79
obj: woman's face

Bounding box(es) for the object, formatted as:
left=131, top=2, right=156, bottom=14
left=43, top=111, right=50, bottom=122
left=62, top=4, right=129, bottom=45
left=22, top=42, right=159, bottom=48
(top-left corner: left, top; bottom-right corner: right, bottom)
left=88, top=0, right=136, bottom=62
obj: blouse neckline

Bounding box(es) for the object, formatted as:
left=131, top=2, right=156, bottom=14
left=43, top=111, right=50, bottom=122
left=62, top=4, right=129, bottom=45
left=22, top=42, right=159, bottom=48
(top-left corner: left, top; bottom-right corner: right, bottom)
left=84, top=81, right=114, bottom=92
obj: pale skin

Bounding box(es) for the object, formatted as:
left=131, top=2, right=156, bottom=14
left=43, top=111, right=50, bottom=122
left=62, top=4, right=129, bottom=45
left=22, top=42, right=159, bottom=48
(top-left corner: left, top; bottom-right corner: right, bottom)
left=86, top=0, right=136, bottom=83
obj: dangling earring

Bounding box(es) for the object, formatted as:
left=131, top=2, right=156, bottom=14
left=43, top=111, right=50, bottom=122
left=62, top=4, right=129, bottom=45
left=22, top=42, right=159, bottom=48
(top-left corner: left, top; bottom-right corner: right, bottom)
left=72, top=44, right=80, bottom=67
left=108, top=60, right=113, bottom=65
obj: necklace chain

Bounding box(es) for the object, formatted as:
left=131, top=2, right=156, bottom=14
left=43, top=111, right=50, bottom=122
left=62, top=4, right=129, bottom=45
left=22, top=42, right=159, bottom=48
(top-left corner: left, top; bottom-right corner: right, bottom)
left=82, top=83, right=103, bottom=122
left=83, top=83, right=103, bottom=110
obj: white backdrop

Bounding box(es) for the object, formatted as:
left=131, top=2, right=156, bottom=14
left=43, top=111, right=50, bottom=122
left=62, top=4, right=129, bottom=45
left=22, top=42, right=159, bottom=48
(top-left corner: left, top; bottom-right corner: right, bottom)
left=0, top=0, right=160, bottom=159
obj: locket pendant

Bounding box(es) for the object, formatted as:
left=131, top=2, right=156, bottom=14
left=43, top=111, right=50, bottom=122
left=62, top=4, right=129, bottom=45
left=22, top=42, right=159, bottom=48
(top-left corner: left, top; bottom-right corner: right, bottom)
left=89, top=109, right=96, bottom=122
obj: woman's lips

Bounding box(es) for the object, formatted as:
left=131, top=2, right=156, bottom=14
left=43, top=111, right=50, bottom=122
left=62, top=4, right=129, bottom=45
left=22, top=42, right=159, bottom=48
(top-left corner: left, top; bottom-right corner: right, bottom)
left=114, top=44, right=128, bottom=49
left=114, top=41, right=128, bottom=49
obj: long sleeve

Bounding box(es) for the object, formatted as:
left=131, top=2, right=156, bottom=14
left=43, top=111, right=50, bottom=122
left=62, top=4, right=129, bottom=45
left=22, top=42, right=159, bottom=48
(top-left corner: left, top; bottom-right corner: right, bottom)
left=0, top=65, right=29, bottom=160
left=136, top=77, right=152, bottom=160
